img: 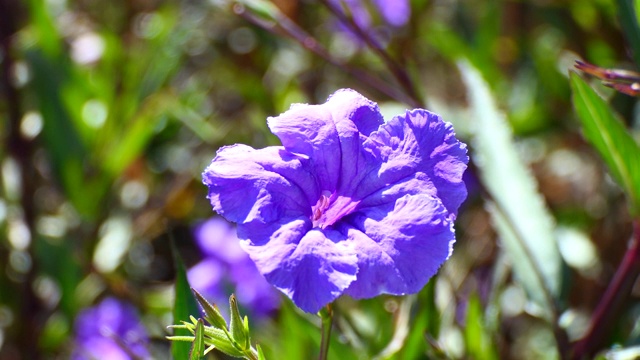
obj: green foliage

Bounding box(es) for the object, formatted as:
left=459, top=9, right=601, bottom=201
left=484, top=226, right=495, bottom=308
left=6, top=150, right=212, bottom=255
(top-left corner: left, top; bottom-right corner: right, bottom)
left=399, top=282, right=438, bottom=359
left=570, top=73, right=640, bottom=215
left=168, top=293, right=261, bottom=360
left=189, top=319, right=205, bottom=360
left=193, top=289, right=228, bottom=330
left=172, top=248, right=201, bottom=360
left=459, top=61, right=563, bottom=319
left=464, top=295, right=498, bottom=360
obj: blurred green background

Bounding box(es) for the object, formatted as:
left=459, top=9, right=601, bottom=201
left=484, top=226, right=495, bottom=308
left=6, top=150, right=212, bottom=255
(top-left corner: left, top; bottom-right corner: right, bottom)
left=1, top=0, right=639, bottom=359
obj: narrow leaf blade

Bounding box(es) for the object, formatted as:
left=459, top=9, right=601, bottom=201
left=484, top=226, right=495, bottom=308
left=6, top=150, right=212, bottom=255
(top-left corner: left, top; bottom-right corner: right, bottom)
left=570, top=72, right=640, bottom=215
left=459, top=61, right=563, bottom=317
left=172, top=244, right=201, bottom=360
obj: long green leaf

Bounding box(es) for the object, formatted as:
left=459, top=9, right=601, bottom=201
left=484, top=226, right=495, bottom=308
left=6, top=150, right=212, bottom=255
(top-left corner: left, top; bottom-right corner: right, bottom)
left=464, top=295, right=498, bottom=360
left=172, top=244, right=201, bottom=360
left=398, top=282, right=438, bottom=359
left=26, top=50, right=107, bottom=219
left=570, top=73, right=640, bottom=215
left=459, top=61, right=562, bottom=319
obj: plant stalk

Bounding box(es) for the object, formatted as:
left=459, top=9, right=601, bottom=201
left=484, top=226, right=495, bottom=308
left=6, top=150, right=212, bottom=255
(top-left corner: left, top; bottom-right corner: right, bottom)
left=232, top=2, right=416, bottom=106
left=571, top=220, right=640, bottom=359
left=318, top=0, right=423, bottom=107
left=318, top=304, right=334, bottom=360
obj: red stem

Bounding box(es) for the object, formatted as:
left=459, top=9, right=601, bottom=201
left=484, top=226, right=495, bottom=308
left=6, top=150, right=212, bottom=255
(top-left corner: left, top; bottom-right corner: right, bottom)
left=1, top=0, right=41, bottom=358
left=571, top=220, right=640, bottom=359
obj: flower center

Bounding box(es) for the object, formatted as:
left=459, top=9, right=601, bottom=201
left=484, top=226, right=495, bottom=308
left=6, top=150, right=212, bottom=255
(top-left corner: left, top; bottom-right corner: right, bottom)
left=310, top=191, right=360, bottom=229
left=311, top=191, right=332, bottom=228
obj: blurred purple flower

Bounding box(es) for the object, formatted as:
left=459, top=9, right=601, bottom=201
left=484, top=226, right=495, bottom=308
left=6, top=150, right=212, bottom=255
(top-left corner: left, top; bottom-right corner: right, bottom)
left=71, top=297, right=149, bottom=360
left=372, top=0, right=410, bottom=27
left=330, top=0, right=411, bottom=29
left=203, top=89, right=468, bottom=313
left=187, top=217, right=280, bottom=318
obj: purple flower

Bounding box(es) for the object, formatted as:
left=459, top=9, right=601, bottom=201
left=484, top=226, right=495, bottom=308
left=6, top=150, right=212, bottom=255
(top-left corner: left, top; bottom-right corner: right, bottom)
left=372, top=0, right=410, bottom=27
left=203, top=89, right=468, bottom=313
left=71, top=297, right=149, bottom=360
left=331, top=0, right=411, bottom=29
left=187, top=217, right=280, bottom=318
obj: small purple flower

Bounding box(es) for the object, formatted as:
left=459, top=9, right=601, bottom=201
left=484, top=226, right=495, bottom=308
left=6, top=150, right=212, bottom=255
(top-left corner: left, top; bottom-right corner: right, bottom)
left=203, top=89, right=468, bottom=313
left=188, top=217, right=280, bottom=318
left=372, top=0, right=410, bottom=27
left=330, top=0, right=411, bottom=29
left=71, top=297, right=150, bottom=360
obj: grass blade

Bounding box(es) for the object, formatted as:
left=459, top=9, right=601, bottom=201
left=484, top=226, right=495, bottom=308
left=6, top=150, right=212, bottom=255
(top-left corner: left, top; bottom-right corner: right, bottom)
left=459, top=61, right=563, bottom=319
left=570, top=73, right=640, bottom=215
left=172, top=243, right=201, bottom=360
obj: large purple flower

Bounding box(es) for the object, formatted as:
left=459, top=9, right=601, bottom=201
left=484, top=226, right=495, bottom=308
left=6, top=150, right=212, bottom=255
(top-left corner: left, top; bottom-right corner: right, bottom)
left=187, top=217, right=280, bottom=318
left=203, top=89, right=467, bottom=313
left=71, top=297, right=150, bottom=360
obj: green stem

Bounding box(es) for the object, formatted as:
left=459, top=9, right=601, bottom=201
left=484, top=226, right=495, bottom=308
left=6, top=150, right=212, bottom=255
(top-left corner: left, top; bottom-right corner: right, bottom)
left=318, top=304, right=334, bottom=360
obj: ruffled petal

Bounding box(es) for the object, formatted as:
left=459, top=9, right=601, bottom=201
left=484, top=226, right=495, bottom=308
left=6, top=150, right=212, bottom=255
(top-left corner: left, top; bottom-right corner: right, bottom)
left=239, top=217, right=358, bottom=313
left=203, top=144, right=319, bottom=224
left=359, top=109, right=468, bottom=217
left=267, top=89, right=383, bottom=193
left=342, top=193, right=454, bottom=298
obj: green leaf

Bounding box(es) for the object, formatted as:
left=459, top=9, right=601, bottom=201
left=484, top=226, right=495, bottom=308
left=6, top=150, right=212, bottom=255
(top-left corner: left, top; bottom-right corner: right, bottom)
left=257, top=345, right=267, bottom=360
left=459, top=61, right=563, bottom=319
left=617, top=0, right=640, bottom=67
left=189, top=319, right=205, bottom=360
left=102, top=93, right=174, bottom=177
left=464, top=295, right=498, bottom=360
left=570, top=73, right=640, bottom=215
left=26, top=50, right=107, bottom=219
left=26, top=0, right=63, bottom=56
left=192, top=288, right=227, bottom=330
left=172, top=245, right=201, bottom=360
left=229, top=294, right=249, bottom=350
left=201, top=325, right=244, bottom=357
left=399, top=281, right=439, bottom=359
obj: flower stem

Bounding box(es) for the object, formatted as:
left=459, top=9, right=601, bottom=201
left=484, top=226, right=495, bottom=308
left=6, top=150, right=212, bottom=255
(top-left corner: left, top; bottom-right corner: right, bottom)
left=318, top=304, right=334, bottom=360
left=571, top=220, right=640, bottom=359
left=318, top=0, right=423, bottom=108
left=232, top=2, right=415, bottom=106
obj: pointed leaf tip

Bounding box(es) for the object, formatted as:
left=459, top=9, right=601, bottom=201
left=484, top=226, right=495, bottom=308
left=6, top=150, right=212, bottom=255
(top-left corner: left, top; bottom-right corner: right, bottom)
left=229, top=294, right=249, bottom=350
left=192, top=288, right=228, bottom=329
left=570, top=72, right=640, bottom=215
